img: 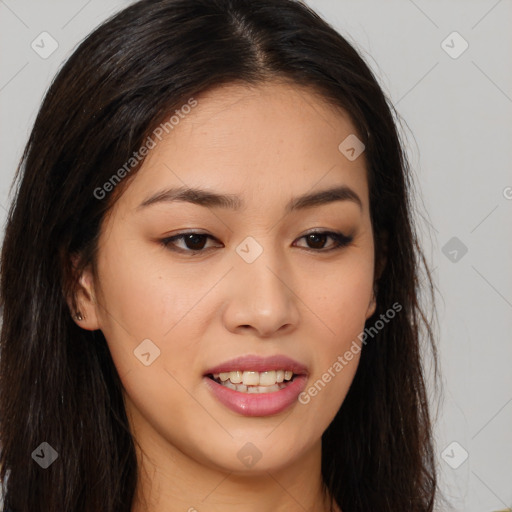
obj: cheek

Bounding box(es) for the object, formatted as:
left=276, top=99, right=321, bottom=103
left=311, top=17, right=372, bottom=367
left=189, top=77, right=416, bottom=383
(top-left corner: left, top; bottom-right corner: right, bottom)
left=96, top=235, right=201, bottom=331
left=294, top=256, right=373, bottom=427
left=296, top=350, right=360, bottom=443
left=94, top=242, right=227, bottom=382
left=296, top=315, right=364, bottom=441
left=302, top=251, right=374, bottom=335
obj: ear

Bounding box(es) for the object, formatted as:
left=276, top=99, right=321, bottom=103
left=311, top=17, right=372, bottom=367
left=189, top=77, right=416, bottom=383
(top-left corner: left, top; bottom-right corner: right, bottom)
left=365, top=283, right=377, bottom=320
left=365, top=230, right=388, bottom=320
left=374, top=230, right=388, bottom=281
left=68, top=257, right=101, bottom=331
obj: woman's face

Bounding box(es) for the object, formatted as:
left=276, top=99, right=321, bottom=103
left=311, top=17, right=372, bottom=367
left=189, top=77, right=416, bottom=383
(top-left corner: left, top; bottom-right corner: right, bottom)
left=81, top=81, right=376, bottom=474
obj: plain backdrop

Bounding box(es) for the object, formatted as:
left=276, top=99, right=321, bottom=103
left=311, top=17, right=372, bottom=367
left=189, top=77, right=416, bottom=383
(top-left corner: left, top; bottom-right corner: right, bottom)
left=0, top=1, right=511, bottom=511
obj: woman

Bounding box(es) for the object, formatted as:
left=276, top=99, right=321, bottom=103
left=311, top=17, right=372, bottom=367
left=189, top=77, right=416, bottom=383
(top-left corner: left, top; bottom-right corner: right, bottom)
left=0, top=0, right=440, bottom=510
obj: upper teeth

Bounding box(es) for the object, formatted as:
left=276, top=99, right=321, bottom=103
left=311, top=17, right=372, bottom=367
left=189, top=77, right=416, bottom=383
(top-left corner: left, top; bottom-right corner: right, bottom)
left=213, top=370, right=294, bottom=386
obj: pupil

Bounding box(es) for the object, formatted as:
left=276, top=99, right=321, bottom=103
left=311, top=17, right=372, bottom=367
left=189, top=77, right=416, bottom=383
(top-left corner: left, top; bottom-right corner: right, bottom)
left=185, top=234, right=206, bottom=250
left=307, top=233, right=326, bottom=249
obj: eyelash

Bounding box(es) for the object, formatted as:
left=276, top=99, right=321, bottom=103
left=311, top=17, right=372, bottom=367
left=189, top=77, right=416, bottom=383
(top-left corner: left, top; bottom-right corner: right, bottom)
left=160, top=230, right=353, bottom=255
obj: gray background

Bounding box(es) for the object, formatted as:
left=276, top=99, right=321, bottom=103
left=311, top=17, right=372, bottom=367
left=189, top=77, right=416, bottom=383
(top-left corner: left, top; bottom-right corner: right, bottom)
left=0, top=1, right=511, bottom=510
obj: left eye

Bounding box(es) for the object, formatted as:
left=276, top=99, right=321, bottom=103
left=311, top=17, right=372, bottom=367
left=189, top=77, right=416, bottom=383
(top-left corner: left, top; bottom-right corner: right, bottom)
left=295, top=231, right=353, bottom=251
left=160, top=231, right=353, bottom=254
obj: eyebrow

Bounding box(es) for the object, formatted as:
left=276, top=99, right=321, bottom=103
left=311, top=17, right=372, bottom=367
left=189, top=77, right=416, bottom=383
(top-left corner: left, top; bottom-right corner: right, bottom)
left=137, top=184, right=363, bottom=213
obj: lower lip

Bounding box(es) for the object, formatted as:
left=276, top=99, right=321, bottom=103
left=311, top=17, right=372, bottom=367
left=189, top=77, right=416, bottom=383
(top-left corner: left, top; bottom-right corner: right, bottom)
left=204, top=375, right=308, bottom=417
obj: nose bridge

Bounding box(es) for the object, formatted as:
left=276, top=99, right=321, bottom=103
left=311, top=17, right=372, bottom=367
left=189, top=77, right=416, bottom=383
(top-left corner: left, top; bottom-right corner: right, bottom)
left=223, top=235, right=300, bottom=336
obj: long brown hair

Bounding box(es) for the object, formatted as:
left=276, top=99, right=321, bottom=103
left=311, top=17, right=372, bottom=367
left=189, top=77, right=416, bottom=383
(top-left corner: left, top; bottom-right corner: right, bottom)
left=0, top=0, right=440, bottom=510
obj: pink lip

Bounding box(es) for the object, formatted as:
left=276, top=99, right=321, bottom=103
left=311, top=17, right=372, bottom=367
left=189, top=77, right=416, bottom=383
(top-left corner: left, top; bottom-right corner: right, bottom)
left=203, top=354, right=309, bottom=417
left=204, top=354, right=308, bottom=376
left=204, top=374, right=308, bottom=417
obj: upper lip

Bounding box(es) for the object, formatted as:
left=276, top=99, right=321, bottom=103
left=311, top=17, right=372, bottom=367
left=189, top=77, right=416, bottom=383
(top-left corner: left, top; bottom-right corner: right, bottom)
left=204, top=354, right=308, bottom=376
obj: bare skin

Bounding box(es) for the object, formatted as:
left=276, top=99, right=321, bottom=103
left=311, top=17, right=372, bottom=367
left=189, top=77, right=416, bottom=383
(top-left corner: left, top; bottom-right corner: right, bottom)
left=73, top=81, right=375, bottom=512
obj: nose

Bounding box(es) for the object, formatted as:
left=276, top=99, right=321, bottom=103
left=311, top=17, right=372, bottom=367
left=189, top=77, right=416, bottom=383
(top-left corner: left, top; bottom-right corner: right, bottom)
left=221, top=249, right=301, bottom=338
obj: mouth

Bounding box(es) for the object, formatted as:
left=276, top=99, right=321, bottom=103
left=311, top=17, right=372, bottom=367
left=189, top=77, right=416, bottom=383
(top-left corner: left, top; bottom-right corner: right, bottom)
left=203, top=355, right=308, bottom=417
left=206, top=369, right=298, bottom=394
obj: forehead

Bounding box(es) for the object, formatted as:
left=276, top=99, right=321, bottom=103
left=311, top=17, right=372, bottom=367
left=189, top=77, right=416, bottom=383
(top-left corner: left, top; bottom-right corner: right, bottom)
left=115, top=81, right=369, bottom=213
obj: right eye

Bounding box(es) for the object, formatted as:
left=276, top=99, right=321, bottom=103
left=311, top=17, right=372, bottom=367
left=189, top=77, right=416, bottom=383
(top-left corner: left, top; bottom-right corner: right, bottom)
left=160, top=232, right=223, bottom=254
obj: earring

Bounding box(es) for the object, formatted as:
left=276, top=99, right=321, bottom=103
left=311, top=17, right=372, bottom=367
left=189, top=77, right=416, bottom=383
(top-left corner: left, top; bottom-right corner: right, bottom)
left=74, top=311, right=84, bottom=321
